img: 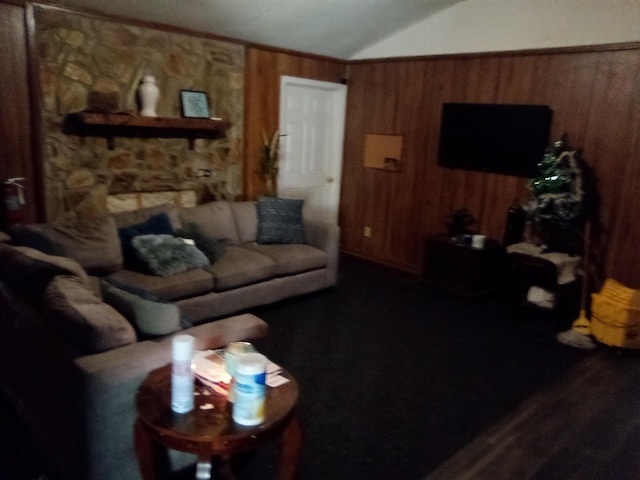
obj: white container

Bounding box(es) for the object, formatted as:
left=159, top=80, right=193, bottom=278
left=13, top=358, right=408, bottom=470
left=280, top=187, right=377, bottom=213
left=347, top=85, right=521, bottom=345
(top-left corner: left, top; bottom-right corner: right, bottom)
left=232, top=352, right=267, bottom=426
left=138, top=75, right=160, bottom=117
left=171, top=334, right=194, bottom=413
left=225, top=341, right=255, bottom=403
left=472, top=234, right=486, bottom=249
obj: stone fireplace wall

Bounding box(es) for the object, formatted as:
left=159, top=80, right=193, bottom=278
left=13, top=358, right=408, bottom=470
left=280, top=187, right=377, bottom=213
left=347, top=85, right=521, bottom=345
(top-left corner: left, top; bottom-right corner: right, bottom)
left=35, top=8, right=245, bottom=220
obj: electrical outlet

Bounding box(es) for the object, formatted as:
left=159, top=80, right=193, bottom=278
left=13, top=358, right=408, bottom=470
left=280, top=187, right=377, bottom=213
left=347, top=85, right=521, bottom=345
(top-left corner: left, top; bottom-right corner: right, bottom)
left=363, top=226, right=371, bottom=237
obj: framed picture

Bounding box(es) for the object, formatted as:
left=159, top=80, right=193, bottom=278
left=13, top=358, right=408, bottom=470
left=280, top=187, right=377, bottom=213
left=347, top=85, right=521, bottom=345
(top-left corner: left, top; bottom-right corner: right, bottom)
left=180, top=90, right=210, bottom=118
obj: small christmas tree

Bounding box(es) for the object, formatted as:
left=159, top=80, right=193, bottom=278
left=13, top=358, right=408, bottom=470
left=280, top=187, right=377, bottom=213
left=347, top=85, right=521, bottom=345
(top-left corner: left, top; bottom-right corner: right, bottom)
left=526, top=138, right=586, bottom=252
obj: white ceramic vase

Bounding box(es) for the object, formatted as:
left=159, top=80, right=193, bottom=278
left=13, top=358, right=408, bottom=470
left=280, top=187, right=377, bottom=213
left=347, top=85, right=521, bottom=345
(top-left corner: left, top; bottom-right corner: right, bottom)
left=138, top=75, right=159, bottom=117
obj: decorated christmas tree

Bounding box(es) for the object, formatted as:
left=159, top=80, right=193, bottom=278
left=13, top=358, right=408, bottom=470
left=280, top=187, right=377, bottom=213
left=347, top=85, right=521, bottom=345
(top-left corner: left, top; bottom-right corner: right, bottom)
left=526, top=138, right=586, bottom=252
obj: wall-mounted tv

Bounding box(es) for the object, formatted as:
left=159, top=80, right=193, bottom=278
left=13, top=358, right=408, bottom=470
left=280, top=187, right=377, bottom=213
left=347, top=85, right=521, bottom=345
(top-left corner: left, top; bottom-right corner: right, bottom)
left=438, top=103, right=553, bottom=177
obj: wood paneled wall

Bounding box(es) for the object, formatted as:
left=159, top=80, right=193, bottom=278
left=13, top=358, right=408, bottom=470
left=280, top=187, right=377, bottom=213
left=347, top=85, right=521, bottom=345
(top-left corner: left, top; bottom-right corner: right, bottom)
left=341, top=46, right=640, bottom=288
left=0, top=2, right=38, bottom=224
left=244, top=48, right=346, bottom=200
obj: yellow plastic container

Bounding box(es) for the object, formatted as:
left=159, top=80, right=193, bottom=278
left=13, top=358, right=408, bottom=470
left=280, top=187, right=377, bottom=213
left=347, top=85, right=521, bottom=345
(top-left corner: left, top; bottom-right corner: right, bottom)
left=591, top=279, right=640, bottom=348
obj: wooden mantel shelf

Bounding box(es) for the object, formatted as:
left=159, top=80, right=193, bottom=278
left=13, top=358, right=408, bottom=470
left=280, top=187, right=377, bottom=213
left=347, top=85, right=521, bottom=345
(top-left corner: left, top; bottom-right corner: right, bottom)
left=63, top=112, right=231, bottom=149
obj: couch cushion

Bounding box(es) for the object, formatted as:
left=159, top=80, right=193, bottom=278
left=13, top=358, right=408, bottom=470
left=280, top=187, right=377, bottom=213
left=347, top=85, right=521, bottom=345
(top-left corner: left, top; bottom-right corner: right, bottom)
left=178, top=201, right=239, bottom=246
left=105, top=268, right=214, bottom=300
left=10, top=215, right=123, bottom=275
left=230, top=201, right=258, bottom=244
left=239, top=243, right=328, bottom=276
left=205, top=245, right=277, bottom=291
left=256, top=196, right=306, bottom=244
left=111, top=203, right=181, bottom=230
left=175, top=223, right=226, bottom=263
left=118, top=213, right=174, bottom=272
left=101, top=280, right=186, bottom=337
left=0, top=243, right=88, bottom=305
left=132, top=234, right=209, bottom=277
left=43, top=275, right=137, bottom=354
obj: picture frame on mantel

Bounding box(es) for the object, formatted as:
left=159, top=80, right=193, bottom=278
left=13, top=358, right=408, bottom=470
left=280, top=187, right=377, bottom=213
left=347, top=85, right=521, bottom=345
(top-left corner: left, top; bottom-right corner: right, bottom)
left=180, top=90, right=210, bottom=118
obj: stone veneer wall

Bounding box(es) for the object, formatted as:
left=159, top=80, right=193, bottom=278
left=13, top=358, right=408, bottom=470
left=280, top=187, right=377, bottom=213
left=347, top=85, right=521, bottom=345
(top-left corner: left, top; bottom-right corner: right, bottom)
left=35, top=8, right=245, bottom=220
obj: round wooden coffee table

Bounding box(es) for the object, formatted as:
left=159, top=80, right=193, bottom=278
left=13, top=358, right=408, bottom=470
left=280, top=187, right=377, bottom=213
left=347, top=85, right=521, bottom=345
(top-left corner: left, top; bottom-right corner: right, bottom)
left=134, top=364, right=302, bottom=480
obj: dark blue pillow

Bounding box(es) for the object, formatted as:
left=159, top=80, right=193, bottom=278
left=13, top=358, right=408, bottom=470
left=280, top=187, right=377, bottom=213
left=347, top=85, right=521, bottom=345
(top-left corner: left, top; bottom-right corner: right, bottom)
left=118, top=213, right=174, bottom=271
left=256, top=197, right=306, bottom=244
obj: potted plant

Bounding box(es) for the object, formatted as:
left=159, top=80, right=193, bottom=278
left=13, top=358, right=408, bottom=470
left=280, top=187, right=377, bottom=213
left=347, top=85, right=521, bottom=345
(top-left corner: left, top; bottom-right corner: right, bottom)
left=443, top=207, right=476, bottom=239
left=259, top=129, right=282, bottom=197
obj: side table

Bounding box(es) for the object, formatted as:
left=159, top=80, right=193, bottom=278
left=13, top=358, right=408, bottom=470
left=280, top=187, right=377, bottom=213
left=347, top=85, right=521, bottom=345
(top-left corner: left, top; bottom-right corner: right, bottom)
left=134, top=364, right=302, bottom=480
left=423, top=234, right=505, bottom=297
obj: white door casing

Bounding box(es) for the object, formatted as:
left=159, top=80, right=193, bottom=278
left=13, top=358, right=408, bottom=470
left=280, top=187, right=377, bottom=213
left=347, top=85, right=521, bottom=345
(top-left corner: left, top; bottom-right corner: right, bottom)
left=278, top=75, right=347, bottom=225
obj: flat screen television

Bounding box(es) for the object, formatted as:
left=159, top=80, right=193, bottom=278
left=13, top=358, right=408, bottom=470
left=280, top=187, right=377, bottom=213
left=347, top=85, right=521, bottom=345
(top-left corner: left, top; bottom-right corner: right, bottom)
left=438, top=103, right=553, bottom=177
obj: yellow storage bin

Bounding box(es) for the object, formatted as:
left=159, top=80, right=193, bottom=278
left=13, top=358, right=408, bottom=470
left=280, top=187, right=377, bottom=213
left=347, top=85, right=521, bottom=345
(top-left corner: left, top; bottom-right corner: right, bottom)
left=591, top=278, right=640, bottom=348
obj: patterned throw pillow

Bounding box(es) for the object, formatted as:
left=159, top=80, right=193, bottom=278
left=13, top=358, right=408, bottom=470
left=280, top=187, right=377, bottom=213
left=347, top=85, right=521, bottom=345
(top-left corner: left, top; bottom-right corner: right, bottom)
left=256, top=197, right=306, bottom=244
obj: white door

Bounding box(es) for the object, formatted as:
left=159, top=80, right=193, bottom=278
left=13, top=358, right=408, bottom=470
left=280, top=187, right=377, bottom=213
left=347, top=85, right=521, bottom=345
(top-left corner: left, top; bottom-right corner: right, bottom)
left=278, top=76, right=347, bottom=225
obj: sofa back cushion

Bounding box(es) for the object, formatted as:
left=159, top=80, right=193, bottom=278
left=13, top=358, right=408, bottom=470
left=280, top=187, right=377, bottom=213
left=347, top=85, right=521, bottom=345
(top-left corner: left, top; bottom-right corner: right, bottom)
left=43, top=275, right=137, bottom=354
left=111, top=203, right=181, bottom=230
left=10, top=215, right=123, bottom=275
left=0, top=243, right=88, bottom=305
left=230, top=201, right=258, bottom=244
left=178, top=201, right=240, bottom=245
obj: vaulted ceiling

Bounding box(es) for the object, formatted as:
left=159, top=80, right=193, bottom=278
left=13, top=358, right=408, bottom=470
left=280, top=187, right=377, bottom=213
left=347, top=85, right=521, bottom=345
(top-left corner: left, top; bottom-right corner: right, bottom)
left=52, top=0, right=464, bottom=59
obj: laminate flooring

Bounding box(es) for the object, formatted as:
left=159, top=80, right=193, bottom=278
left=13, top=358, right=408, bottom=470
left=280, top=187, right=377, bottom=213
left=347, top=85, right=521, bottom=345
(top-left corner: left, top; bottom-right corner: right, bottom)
left=425, top=349, right=640, bottom=480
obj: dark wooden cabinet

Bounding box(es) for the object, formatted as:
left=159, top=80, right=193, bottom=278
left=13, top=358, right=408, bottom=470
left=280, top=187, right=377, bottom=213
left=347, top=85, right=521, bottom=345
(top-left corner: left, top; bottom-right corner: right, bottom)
left=423, top=234, right=505, bottom=297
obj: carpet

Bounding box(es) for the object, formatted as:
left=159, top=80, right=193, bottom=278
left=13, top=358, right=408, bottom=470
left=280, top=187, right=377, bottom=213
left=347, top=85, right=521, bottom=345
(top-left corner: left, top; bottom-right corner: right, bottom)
left=210, top=254, right=588, bottom=479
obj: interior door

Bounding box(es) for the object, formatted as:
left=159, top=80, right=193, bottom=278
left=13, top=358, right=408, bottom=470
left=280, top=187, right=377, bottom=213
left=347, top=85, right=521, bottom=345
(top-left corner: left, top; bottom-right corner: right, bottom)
left=278, top=76, right=346, bottom=225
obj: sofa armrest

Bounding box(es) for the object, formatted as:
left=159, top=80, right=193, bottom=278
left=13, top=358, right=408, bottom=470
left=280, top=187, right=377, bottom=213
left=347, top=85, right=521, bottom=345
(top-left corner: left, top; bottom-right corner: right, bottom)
left=304, top=220, right=340, bottom=286
left=71, top=314, right=268, bottom=479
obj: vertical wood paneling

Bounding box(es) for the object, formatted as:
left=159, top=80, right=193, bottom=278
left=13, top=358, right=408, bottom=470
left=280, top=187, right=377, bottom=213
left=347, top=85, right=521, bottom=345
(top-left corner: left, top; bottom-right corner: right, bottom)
left=244, top=48, right=345, bottom=200
left=0, top=3, right=36, bottom=225
left=341, top=46, right=640, bottom=287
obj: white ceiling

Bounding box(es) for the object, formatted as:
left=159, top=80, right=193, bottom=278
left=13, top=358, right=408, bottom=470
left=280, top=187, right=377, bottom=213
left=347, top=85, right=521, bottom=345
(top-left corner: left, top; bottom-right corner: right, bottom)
left=51, top=0, right=464, bottom=59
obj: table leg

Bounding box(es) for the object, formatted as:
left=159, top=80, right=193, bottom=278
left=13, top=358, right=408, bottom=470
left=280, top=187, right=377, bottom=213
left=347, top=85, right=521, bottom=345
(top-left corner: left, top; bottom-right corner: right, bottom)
left=195, top=455, right=212, bottom=480
left=134, top=418, right=171, bottom=480
left=277, top=413, right=303, bottom=480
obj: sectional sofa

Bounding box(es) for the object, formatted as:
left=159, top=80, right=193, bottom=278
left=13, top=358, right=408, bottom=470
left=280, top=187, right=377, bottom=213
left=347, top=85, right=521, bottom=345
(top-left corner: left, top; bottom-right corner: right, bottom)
left=0, top=198, right=339, bottom=479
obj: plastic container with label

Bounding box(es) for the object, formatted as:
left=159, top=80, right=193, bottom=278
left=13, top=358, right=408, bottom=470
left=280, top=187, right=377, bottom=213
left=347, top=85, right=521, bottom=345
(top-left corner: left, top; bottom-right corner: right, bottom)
left=232, top=352, right=267, bottom=426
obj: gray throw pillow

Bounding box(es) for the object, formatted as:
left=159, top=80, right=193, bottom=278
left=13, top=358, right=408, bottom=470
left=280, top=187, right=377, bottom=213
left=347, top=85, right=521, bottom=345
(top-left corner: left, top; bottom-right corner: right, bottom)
left=131, top=234, right=209, bottom=277
left=101, top=279, right=187, bottom=337
left=256, top=196, right=306, bottom=244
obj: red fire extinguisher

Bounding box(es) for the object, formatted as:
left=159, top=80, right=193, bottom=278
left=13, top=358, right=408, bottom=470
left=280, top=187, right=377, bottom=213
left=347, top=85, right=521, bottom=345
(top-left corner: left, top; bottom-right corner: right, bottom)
left=3, top=177, right=26, bottom=225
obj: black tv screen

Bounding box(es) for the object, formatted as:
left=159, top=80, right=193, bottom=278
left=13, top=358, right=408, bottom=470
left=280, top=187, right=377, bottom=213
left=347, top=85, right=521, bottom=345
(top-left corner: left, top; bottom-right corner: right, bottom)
left=438, top=103, right=552, bottom=177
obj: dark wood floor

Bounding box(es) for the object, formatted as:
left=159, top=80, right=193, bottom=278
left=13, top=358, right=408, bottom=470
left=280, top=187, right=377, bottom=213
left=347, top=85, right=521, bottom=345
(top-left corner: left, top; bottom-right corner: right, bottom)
left=425, top=348, right=640, bottom=480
